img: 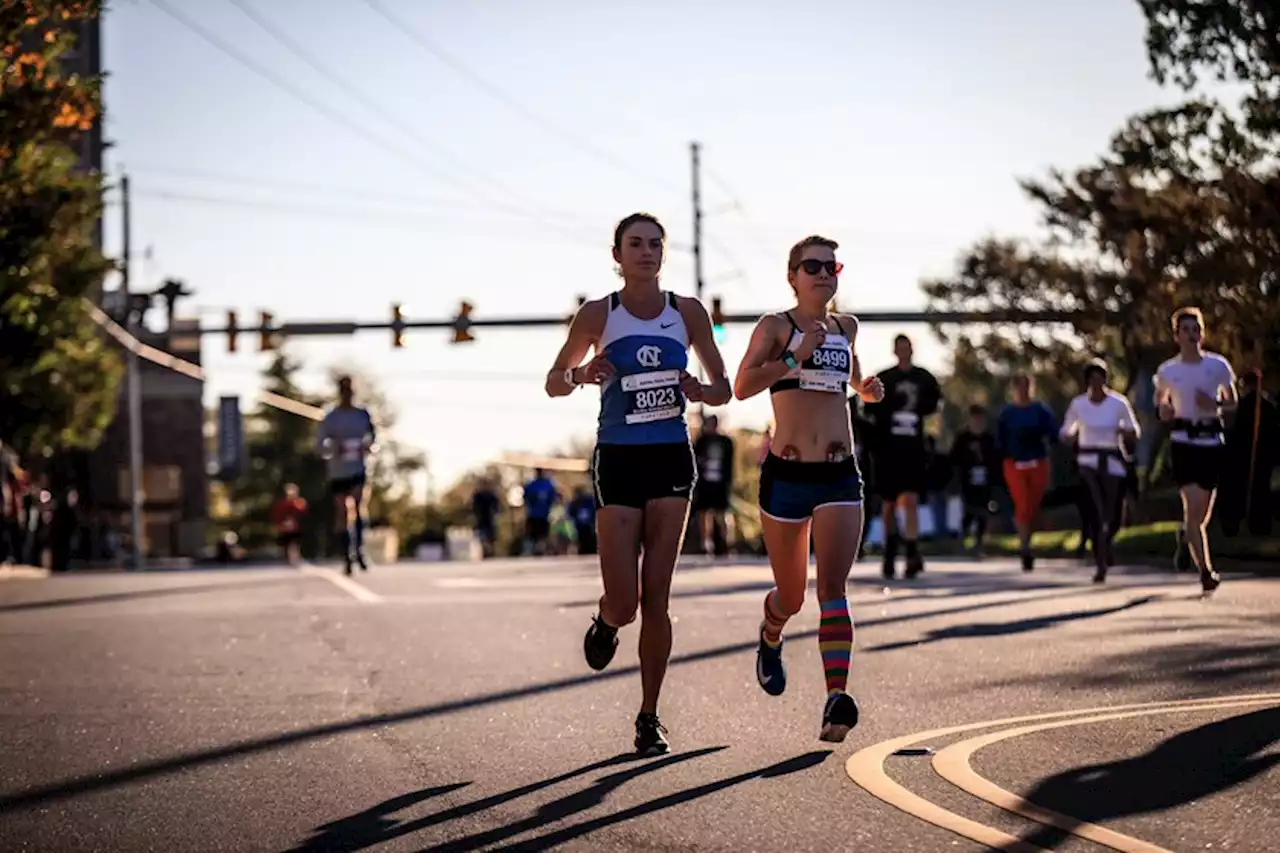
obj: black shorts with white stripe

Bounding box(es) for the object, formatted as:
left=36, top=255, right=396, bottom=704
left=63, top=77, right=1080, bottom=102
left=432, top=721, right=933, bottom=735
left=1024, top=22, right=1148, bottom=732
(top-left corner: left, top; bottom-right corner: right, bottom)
left=592, top=442, right=697, bottom=509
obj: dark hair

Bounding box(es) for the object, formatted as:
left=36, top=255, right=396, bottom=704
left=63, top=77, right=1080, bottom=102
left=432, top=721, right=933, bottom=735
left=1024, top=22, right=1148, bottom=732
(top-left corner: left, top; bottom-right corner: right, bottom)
left=1171, top=306, right=1204, bottom=335
left=967, top=404, right=986, bottom=417
left=894, top=334, right=911, bottom=347
left=613, top=213, right=665, bottom=250
left=787, top=235, right=839, bottom=272
left=1083, top=360, right=1108, bottom=383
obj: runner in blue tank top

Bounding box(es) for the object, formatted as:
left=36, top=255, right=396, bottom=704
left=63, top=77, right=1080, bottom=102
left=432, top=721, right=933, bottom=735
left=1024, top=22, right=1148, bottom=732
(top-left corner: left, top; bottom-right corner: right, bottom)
left=545, top=212, right=731, bottom=756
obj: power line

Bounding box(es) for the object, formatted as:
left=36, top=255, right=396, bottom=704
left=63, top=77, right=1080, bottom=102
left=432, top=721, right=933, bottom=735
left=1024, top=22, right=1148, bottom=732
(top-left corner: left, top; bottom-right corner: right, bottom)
left=218, top=0, right=589, bottom=231
left=130, top=187, right=623, bottom=251
left=143, top=0, right=483, bottom=197
left=127, top=164, right=600, bottom=225
left=359, top=0, right=680, bottom=192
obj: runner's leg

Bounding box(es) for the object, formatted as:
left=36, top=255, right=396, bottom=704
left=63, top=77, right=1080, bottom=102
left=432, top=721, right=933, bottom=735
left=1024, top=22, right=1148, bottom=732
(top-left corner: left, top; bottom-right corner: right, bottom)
left=757, top=512, right=811, bottom=696
left=812, top=502, right=862, bottom=741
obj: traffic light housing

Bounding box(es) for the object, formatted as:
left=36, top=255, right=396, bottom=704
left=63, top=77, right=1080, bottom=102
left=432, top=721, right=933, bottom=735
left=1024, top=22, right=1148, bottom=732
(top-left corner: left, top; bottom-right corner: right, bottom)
left=711, top=297, right=726, bottom=344
left=226, top=310, right=238, bottom=353
left=452, top=300, right=475, bottom=344
left=259, top=310, right=275, bottom=351
left=391, top=303, right=405, bottom=348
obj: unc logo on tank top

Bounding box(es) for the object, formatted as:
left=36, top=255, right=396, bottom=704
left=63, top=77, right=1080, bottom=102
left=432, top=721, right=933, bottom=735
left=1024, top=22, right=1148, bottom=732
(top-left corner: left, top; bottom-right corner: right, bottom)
left=621, top=342, right=683, bottom=425
left=597, top=292, right=691, bottom=445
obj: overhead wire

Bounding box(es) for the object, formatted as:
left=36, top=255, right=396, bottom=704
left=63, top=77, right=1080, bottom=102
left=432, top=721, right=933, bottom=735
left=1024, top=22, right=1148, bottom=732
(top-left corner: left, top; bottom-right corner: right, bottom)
left=143, top=0, right=604, bottom=247
left=359, top=0, right=682, bottom=193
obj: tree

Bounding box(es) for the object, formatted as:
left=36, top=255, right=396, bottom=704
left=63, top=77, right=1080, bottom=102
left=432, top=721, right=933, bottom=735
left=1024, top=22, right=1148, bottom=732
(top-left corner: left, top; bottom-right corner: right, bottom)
left=1, top=2, right=121, bottom=456
left=226, top=348, right=328, bottom=552
left=925, top=101, right=1280, bottom=404
left=1137, top=0, right=1280, bottom=139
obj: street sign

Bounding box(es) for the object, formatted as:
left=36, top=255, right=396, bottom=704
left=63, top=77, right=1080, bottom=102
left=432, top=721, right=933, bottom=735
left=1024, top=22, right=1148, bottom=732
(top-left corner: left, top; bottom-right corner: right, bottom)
left=216, top=395, right=244, bottom=481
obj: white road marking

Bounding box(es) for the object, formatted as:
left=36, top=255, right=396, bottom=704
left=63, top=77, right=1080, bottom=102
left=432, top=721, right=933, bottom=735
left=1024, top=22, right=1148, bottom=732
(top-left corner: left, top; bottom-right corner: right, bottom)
left=299, top=565, right=383, bottom=604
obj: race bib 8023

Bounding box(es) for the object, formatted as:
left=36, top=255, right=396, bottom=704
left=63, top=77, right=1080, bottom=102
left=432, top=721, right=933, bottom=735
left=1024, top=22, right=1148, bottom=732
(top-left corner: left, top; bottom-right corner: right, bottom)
left=622, top=370, right=684, bottom=424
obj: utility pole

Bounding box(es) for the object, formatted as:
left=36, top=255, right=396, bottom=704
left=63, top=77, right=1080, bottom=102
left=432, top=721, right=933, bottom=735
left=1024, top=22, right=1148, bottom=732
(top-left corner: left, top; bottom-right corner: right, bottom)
left=122, top=174, right=144, bottom=570
left=690, top=142, right=706, bottom=420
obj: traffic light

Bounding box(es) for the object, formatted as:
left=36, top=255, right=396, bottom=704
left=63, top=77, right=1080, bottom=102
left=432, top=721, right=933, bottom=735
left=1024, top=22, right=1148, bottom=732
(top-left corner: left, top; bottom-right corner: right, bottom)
left=391, top=303, right=405, bottom=348
left=259, top=310, right=275, bottom=351
left=711, top=297, right=726, bottom=344
left=226, top=309, right=238, bottom=353
left=452, top=300, right=475, bottom=344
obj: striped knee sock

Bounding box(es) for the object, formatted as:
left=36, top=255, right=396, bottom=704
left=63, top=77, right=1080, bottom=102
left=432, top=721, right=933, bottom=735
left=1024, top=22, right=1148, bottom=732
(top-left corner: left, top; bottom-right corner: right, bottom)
left=761, top=589, right=789, bottom=647
left=818, top=598, right=853, bottom=697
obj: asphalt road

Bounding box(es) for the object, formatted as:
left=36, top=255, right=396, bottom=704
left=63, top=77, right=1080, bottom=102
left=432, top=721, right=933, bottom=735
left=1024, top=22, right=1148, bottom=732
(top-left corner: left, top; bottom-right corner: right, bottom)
left=1, top=555, right=1277, bottom=852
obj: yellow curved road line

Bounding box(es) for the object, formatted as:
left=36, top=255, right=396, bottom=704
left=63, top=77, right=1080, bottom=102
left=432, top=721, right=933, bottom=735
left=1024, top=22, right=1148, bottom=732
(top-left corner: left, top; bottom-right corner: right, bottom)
left=931, top=697, right=1280, bottom=853
left=846, top=693, right=1280, bottom=852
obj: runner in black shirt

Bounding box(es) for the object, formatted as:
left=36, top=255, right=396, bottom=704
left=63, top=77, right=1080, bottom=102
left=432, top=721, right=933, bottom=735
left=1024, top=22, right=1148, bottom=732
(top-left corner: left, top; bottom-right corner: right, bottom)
left=949, top=405, right=998, bottom=557
left=867, top=334, right=941, bottom=578
left=693, top=415, right=735, bottom=556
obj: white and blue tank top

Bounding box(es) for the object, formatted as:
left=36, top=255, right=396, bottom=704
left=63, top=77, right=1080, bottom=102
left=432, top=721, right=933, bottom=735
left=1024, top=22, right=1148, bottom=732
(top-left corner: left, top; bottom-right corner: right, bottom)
left=596, top=291, right=690, bottom=445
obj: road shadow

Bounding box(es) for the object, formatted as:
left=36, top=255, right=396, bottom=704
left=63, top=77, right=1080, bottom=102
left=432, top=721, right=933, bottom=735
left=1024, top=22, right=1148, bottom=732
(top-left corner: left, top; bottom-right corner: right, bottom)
left=861, top=595, right=1164, bottom=653
left=1006, top=706, right=1280, bottom=850
left=289, top=747, right=725, bottom=852
left=0, top=577, right=304, bottom=614
left=0, top=583, right=1118, bottom=814
left=477, top=749, right=832, bottom=852
left=986, top=635, right=1280, bottom=694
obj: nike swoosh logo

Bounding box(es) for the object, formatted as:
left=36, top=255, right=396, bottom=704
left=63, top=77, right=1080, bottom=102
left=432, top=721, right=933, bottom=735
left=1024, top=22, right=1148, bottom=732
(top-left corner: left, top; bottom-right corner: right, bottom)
left=660, top=322, right=676, bottom=328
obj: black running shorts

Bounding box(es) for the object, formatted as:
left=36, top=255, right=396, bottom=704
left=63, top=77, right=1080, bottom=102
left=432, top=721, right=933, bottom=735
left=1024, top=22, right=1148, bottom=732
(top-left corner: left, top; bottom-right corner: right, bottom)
left=593, top=442, right=697, bottom=509
left=874, top=441, right=928, bottom=500
left=1170, top=442, right=1223, bottom=491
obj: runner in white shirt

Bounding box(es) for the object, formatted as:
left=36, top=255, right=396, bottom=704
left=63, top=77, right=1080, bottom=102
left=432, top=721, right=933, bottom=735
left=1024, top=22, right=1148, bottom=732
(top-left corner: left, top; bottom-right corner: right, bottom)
left=1153, top=307, right=1237, bottom=594
left=1061, top=361, right=1140, bottom=582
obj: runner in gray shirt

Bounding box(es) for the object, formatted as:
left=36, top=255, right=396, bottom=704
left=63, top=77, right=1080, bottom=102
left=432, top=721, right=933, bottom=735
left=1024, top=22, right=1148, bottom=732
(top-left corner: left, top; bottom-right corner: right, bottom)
left=316, top=375, right=377, bottom=574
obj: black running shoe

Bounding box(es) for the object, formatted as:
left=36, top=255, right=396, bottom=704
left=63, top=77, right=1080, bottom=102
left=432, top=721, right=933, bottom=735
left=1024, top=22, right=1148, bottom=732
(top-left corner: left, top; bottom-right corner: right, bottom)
left=343, top=554, right=353, bottom=576
left=755, top=622, right=786, bottom=697
left=819, top=693, right=860, bottom=743
left=1093, top=570, right=1107, bottom=584
left=1021, top=551, right=1035, bottom=572
left=583, top=614, right=618, bottom=671
left=635, top=712, right=669, bottom=756
left=355, top=550, right=368, bottom=572
left=904, top=550, right=924, bottom=579
left=1173, top=531, right=1191, bottom=573
left=882, top=535, right=898, bottom=579
left=1200, top=566, right=1221, bottom=595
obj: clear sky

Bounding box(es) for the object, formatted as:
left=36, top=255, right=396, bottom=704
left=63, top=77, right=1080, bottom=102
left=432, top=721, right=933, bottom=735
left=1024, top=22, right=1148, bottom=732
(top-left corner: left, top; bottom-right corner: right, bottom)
left=100, top=0, right=1186, bottom=493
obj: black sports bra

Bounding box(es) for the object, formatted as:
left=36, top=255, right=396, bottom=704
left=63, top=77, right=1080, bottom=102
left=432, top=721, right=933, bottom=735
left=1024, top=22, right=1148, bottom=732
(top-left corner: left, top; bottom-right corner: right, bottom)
left=768, top=313, right=854, bottom=395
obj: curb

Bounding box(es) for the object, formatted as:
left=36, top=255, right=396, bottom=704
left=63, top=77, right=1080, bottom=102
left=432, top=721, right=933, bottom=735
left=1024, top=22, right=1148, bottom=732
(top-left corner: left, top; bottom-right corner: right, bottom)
left=0, top=564, right=52, bottom=580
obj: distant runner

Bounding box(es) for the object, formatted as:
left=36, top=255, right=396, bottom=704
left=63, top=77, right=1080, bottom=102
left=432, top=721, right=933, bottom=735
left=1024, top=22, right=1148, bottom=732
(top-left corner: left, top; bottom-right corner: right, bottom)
left=867, top=335, right=940, bottom=579
left=996, top=375, right=1058, bottom=572
left=1061, top=361, right=1139, bottom=582
left=949, top=405, right=998, bottom=558
left=1154, top=307, right=1237, bottom=594
left=316, top=375, right=376, bottom=575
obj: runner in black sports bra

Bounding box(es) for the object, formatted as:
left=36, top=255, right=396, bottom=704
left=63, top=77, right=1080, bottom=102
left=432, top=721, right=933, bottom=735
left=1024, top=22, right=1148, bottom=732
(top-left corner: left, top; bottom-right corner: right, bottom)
left=733, top=234, right=883, bottom=743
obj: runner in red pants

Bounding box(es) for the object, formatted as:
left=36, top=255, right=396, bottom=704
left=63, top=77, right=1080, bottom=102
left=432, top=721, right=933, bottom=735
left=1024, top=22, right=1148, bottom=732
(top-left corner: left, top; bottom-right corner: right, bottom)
left=996, top=375, right=1058, bottom=571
